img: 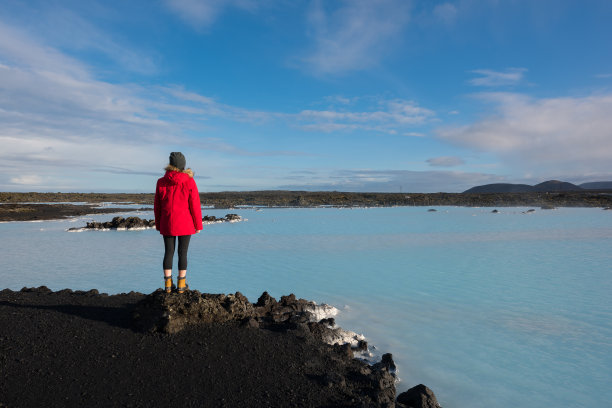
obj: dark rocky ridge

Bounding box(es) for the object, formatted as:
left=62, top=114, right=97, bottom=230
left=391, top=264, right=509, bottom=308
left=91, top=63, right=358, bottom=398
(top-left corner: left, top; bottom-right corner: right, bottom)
left=0, top=203, right=148, bottom=222
left=3, top=189, right=612, bottom=210
left=0, top=286, right=441, bottom=407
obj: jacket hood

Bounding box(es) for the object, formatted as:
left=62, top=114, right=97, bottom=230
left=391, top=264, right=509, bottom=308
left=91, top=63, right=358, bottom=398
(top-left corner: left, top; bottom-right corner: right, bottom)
left=165, top=165, right=194, bottom=177
left=164, top=166, right=194, bottom=185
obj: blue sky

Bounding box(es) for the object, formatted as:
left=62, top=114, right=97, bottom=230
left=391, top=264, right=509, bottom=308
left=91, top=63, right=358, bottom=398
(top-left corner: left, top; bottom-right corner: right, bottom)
left=1, top=0, right=611, bottom=193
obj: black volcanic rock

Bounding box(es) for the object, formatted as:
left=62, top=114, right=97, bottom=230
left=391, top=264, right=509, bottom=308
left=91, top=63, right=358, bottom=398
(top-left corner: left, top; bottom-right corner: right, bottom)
left=0, top=287, right=411, bottom=407
left=132, top=289, right=341, bottom=347
left=1, top=287, right=428, bottom=407
left=202, top=213, right=242, bottom=223
left=396, top=384, right=441, bottom=408
left=0, top=203, right=147, bottom=222
left=69, top=214, right=242, bottom=231
left=3, top=191, right=612, bottom=210
left=69, top=216, right=155, bottom=231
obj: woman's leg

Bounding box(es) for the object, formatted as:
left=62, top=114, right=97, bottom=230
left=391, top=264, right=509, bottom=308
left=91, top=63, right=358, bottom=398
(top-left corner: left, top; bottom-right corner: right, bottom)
left=176, top=235, right=191, bottom=293
left=162, top=236, right=176, bottom=291
left=177, top=235, right=191, bottom=275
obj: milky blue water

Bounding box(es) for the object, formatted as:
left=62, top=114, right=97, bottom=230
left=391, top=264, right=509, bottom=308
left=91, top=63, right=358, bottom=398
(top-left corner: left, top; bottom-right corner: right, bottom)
left=2, top=206, right=611, bottom=407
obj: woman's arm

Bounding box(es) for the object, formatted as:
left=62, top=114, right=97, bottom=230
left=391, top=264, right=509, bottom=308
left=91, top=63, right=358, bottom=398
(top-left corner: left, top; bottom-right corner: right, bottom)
left=154, top=180, right=161, bottom=230
left=189, top=179, right=203, bottom=232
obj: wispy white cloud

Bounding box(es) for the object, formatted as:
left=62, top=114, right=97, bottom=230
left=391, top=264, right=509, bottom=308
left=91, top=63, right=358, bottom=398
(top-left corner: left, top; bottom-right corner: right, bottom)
left=164, top=0, right=258, bottom=29
left=298, top=0, right=411, bottom=75
left=323, top=95, right=354, bottom=105
left=427, top=156, right=465, bottom=167
left=0, top=21, right=89, bottom=79
left=9, top=175, right=43, bottom=186
left=165, top=89, right=435, bottom=135
left=39, top=8, right=157, bottom=75
left=0, top=20, right=174, bottom=149
left=165, top=86, right=273, bottom=124
left=0, top=3, right=157, bottom=76
left=294, top=99, right=434, bottom=134
left=435, top=92, right=612, bottom=178
left=433, top=3, right=459, bottom=25
left=469, top=68, right=527, bottom=87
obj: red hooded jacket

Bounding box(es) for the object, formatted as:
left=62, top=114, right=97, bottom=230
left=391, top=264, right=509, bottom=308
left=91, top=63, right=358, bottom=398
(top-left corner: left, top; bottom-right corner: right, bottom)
left=154, top=169, right=203, bottom=236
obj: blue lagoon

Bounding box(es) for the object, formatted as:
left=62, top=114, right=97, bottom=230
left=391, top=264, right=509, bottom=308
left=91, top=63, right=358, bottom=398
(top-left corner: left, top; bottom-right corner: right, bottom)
left=2, top=206, right=611, bottom=407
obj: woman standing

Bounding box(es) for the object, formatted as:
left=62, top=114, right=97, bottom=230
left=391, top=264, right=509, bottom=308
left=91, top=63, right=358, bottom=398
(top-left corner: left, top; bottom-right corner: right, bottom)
left=154, top=152, right=203, bottom=293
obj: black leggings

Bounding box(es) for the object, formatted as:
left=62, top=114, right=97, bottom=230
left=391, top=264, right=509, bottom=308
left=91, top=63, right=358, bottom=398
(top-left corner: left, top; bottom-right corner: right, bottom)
left=163, top=235, right=191, bottom=270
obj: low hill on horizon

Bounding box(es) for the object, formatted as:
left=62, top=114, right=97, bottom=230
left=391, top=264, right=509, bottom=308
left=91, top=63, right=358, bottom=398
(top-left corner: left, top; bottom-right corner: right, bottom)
left=579, top=181, right=612, bottom=190
left=464, top=180, right=612, bottom=194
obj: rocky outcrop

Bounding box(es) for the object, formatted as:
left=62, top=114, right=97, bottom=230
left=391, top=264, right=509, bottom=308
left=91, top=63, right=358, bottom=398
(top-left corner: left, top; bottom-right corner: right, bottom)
left=68, top=216, right=156, bottom=231
left=132, top=289, right=401, bottom=407
left=1, top=286, right=414, bottom=407
left=68, top=214, right=242, bottom=231
left=134, top=290, right=340, bottom=342
left=396, top=384, right=441, bottom=408
left=202, top=213, right=242, bottom=223
left=6, top=286, right=440, bottom=408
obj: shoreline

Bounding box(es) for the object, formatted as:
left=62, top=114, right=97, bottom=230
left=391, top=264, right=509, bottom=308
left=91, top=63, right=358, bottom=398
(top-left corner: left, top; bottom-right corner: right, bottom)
left=0, top=203, right=148, bottom=222
left=1, top=190, right=612, bottom=211
left=1, top=200, right=610, bottom=223
left=0, top=286, right=440, bottom=408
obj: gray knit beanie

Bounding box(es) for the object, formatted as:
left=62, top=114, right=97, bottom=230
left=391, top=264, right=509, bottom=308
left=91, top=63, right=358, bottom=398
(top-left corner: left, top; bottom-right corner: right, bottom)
left=169, top=152, right=186, bottom=170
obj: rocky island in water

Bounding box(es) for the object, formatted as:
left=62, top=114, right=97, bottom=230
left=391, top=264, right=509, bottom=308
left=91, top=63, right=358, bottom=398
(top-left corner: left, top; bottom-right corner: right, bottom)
left=66, top=214, right=243, bottom=231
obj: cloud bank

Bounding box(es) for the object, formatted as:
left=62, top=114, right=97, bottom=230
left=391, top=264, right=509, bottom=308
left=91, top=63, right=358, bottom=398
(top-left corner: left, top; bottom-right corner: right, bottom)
left=300, top=0, right=411, bottom=75
left=436, top=92, right=612, bottom=179
left=164, top=0, right=258, bottom=29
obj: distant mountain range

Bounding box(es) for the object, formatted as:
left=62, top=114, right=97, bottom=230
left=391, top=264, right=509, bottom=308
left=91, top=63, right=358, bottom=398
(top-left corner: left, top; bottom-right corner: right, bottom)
left=463, top=180, right=612, bottom=193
